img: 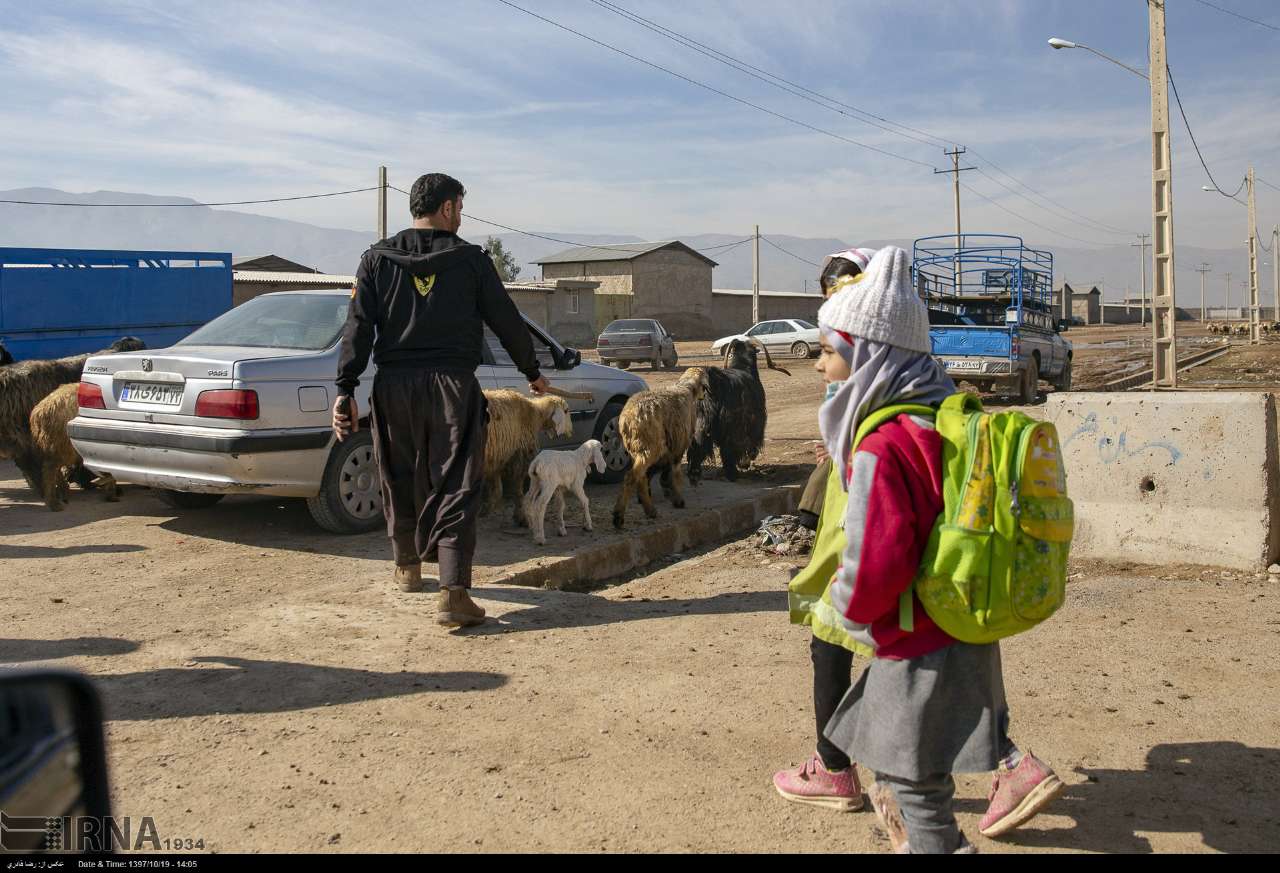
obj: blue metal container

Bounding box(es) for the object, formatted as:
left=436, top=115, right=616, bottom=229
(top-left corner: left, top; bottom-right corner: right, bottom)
left=0, top=248, right=232, bottom=361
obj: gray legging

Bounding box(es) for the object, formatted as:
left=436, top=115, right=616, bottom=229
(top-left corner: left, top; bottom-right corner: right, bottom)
left=875, top=772, right=965, bottom=854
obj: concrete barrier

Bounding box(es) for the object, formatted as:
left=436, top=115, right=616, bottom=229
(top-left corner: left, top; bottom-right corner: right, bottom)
left=1044, top=391, right=1280, bottom=570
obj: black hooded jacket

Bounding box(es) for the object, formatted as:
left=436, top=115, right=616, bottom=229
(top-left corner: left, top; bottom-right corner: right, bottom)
left=335, top=229, right=539, bottom=393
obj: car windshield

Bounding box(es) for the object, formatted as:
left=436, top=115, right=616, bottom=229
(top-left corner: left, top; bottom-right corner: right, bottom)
left=604, top=320, right=654, bottom=332
left=178, top=294, right=350, bottom=350
left=793, top=320, right=817, bottom=329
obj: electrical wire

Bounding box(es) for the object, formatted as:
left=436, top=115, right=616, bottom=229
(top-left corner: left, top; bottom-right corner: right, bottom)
left=583, top=0, right=1134, bottom=238
left=1167, top=64, right=1246, bottom=202
left=760, top=236, right=821, bottom=267
left=388, top=183, right=751, bottom=257
left=492, top=0, right=940, bottom=171
left=958, top=181, right=1126, bottom=247
left=1192, top=0, right=1280, bottom=32
left=0, top=187, right=382, bottom=207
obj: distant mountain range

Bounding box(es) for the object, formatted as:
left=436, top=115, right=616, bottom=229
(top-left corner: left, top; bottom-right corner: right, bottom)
left=0, top=188, right=1267, bottom=307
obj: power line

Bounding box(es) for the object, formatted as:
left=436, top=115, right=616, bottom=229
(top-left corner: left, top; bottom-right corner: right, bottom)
left=586, top=0, right=948, bottom=151
left=974, top=168, right=1132, bottom=237
left=957, top=181, right=1125, bottom=247
left=760, top=236, right=821, bottom=267
left=1192, top=0, right=1280, bottom=32
left=492, top=0, right=940, bottom=171
left=583, top=0, right=1134, bottom=238
left=1167, top=64, right=1247, bottom=202
left=388, top=183, right=751, bottom=257
left=0, top=187, right=382, bottom=208
left=1259, top=177, right=1280, bottom=193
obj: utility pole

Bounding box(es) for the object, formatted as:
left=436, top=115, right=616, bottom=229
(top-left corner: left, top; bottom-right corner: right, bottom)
left=1194, top=263, right=1211, bottom=322
left=1131, top=234, right=1150, bottom=326
left=377, top=165, right=387, bottom=241
left=1273, top=226, right=1279, bottom=325
left=752, top=225, right=760, bottom=325
left=935, top=146, right=975, bottom=292
left=1225, top=271, right=1232, bottom=321
left=1247, top=166, right=1260, bottom=343
left=1148, top=0, right=1178, bottom=387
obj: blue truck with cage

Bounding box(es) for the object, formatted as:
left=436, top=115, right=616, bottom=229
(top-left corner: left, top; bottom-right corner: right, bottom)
left=912, top=234, right=1072, bottom=403
left=0, top=248, right=232, bottom=362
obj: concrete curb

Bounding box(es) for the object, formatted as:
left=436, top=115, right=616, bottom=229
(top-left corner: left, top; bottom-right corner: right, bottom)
left=493, top=483, right=802, bottom=590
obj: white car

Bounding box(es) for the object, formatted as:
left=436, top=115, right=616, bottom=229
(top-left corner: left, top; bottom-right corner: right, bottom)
left=710, top=319, right=820, bottom=358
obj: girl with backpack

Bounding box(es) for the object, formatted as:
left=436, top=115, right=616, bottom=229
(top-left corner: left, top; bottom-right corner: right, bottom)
left=772, top=246, right=1062, bottom=852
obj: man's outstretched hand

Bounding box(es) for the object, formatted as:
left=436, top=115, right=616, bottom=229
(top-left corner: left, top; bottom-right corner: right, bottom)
left=333, top=395, right=359, bottom=441
left=529, top=375, right=550, bottom=396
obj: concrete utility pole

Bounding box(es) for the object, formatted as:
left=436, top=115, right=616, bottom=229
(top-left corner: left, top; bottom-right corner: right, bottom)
left=1194, top=263, right=1211, bottom=322
left=752, top=225, right=760, bottom=325
left=1273, top=226, right=1279, bottom=324
left=1225, top=271, right=1232, bottom=319
left=1131, top=234, right=1150, bottom=326
left=377, top=166, right=387, bottom=242
left=1148, top=0, right=1178, bottom=387
left=935, top=146, right=975, bottom=292
left=1247, top=166, right=1260, bottom=343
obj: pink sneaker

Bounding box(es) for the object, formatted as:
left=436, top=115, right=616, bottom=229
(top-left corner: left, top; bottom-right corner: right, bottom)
left=979, top=751, right=1065, bottom=837
left=772, top=753, right=864, bottom=811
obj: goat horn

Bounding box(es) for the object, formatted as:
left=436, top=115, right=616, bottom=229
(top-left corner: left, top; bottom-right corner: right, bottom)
left=540, top=385, right=594, bottom=401
left=757, top=342, right=791, bottom=376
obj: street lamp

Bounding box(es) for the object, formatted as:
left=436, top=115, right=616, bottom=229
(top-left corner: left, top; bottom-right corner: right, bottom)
left=1046, top=37, right=1149, bottom=80
left=1048, top=3, right=1179, bottom=388
left=1202, top=172, right=1262, bottom=342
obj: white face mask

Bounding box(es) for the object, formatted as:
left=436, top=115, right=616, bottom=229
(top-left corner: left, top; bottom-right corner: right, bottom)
left=824, top=381, right=843, bottom=401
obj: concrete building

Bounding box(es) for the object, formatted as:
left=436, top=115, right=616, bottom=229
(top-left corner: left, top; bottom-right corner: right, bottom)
left=536, top=241, right=718, bottom=338
left=504, top=279, right=600, bottom=348
left=710, top=289, right=822, bottom=332
left=1053, top=283, right=1102, bottom=325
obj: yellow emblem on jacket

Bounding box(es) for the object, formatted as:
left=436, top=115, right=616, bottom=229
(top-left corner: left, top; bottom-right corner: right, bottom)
left=414, top=275, right=436, bottom=297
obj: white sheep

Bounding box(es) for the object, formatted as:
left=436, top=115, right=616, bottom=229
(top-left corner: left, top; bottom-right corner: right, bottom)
left=524, top=439, right=606, bottom=545
left=481, top=389, right=573, bottom=526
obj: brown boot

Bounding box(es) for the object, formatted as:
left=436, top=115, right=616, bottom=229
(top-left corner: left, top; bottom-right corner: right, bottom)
left=436, top=587, right=486, bottom=627
left=394, top=564, right=423, bottom=593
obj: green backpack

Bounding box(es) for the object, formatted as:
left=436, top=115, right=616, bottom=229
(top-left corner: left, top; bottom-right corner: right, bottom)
left=873, top=393, right=1074, bottom=644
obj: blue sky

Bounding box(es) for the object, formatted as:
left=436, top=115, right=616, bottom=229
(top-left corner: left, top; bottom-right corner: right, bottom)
left=1, top=0, right=1278, bottom=252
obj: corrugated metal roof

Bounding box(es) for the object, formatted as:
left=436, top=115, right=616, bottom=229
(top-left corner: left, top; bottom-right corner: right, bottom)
left=534, top=240, right=717, bottom=267
left=233, top=271, right=355, bottom=284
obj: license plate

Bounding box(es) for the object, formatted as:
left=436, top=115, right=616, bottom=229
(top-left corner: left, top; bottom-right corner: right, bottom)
left=944, top=360, right=984, bottom=371
left=121, top=382, right=183, bottom=405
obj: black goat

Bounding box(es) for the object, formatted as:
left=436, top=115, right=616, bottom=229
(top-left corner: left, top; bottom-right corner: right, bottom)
left=687, top=338, right=789, bottom=484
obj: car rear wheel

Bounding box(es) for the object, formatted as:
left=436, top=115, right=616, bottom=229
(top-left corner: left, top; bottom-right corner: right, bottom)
left=307, top=430, right=384, bottom=534
left=617, top=360, right=631, bottom=370
left=663, top=352, right=679, bottom=370
left=791, top=341, right=811, bottom=358
left=154, top=490, right=225, bottom=510
left=591, top=400, right=631, bottom=484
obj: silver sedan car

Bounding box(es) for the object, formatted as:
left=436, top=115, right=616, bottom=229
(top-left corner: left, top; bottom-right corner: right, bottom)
left=70, top=289, right=647, bottom=533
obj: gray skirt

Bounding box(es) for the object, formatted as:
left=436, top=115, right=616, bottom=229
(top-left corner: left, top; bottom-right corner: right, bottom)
left=823, top=642, right=1010, bottom=782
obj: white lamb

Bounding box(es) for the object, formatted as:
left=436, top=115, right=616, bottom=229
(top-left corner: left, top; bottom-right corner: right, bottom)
left=524, top=439, right=607, bottom=545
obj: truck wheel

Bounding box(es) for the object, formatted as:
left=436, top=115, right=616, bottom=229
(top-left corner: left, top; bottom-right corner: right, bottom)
left=307, top=430, right=384, bottom=534
left=591, top=400, right=631, bottom=484
left=791, top=341, right=811, bottom=358
left=1053, top=358, right=1073, bottom=392
left=154, top=490, right=225, bottom=510
left=1019, top=357, right=1040, bottom=404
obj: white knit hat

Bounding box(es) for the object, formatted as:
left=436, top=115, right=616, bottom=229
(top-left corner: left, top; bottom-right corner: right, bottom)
left=817, top=245, right=931, bottom=353
left=821, top=247, right=877, bottom=275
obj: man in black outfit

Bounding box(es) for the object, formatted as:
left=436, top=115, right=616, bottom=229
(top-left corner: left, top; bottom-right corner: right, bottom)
left=333, top=173, right=548, bottom=627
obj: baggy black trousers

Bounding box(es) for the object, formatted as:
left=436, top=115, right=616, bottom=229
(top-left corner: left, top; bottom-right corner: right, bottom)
left=369, top=369, right=487, bottom=588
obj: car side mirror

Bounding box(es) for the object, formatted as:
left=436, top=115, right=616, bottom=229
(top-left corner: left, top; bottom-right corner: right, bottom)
left=0, top=670, right=112, bottom=852
left=560, top=348, right=582, bottom=369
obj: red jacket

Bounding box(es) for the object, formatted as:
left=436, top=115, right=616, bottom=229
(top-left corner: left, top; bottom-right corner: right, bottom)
left=830, top=413, right=954, bottom=660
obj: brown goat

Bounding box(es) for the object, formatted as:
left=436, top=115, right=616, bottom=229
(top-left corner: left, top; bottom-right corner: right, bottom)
left=612, top=367, right=708, bottom=529
left=28, top=383, right=120, bottom=510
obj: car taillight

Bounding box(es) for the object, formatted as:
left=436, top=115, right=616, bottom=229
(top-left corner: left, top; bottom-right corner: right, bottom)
left=77, top=381, right=106, bottom=410
left=195, top=389, right=259, bottom=420
left=598, top=338, right=609, bottom=346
